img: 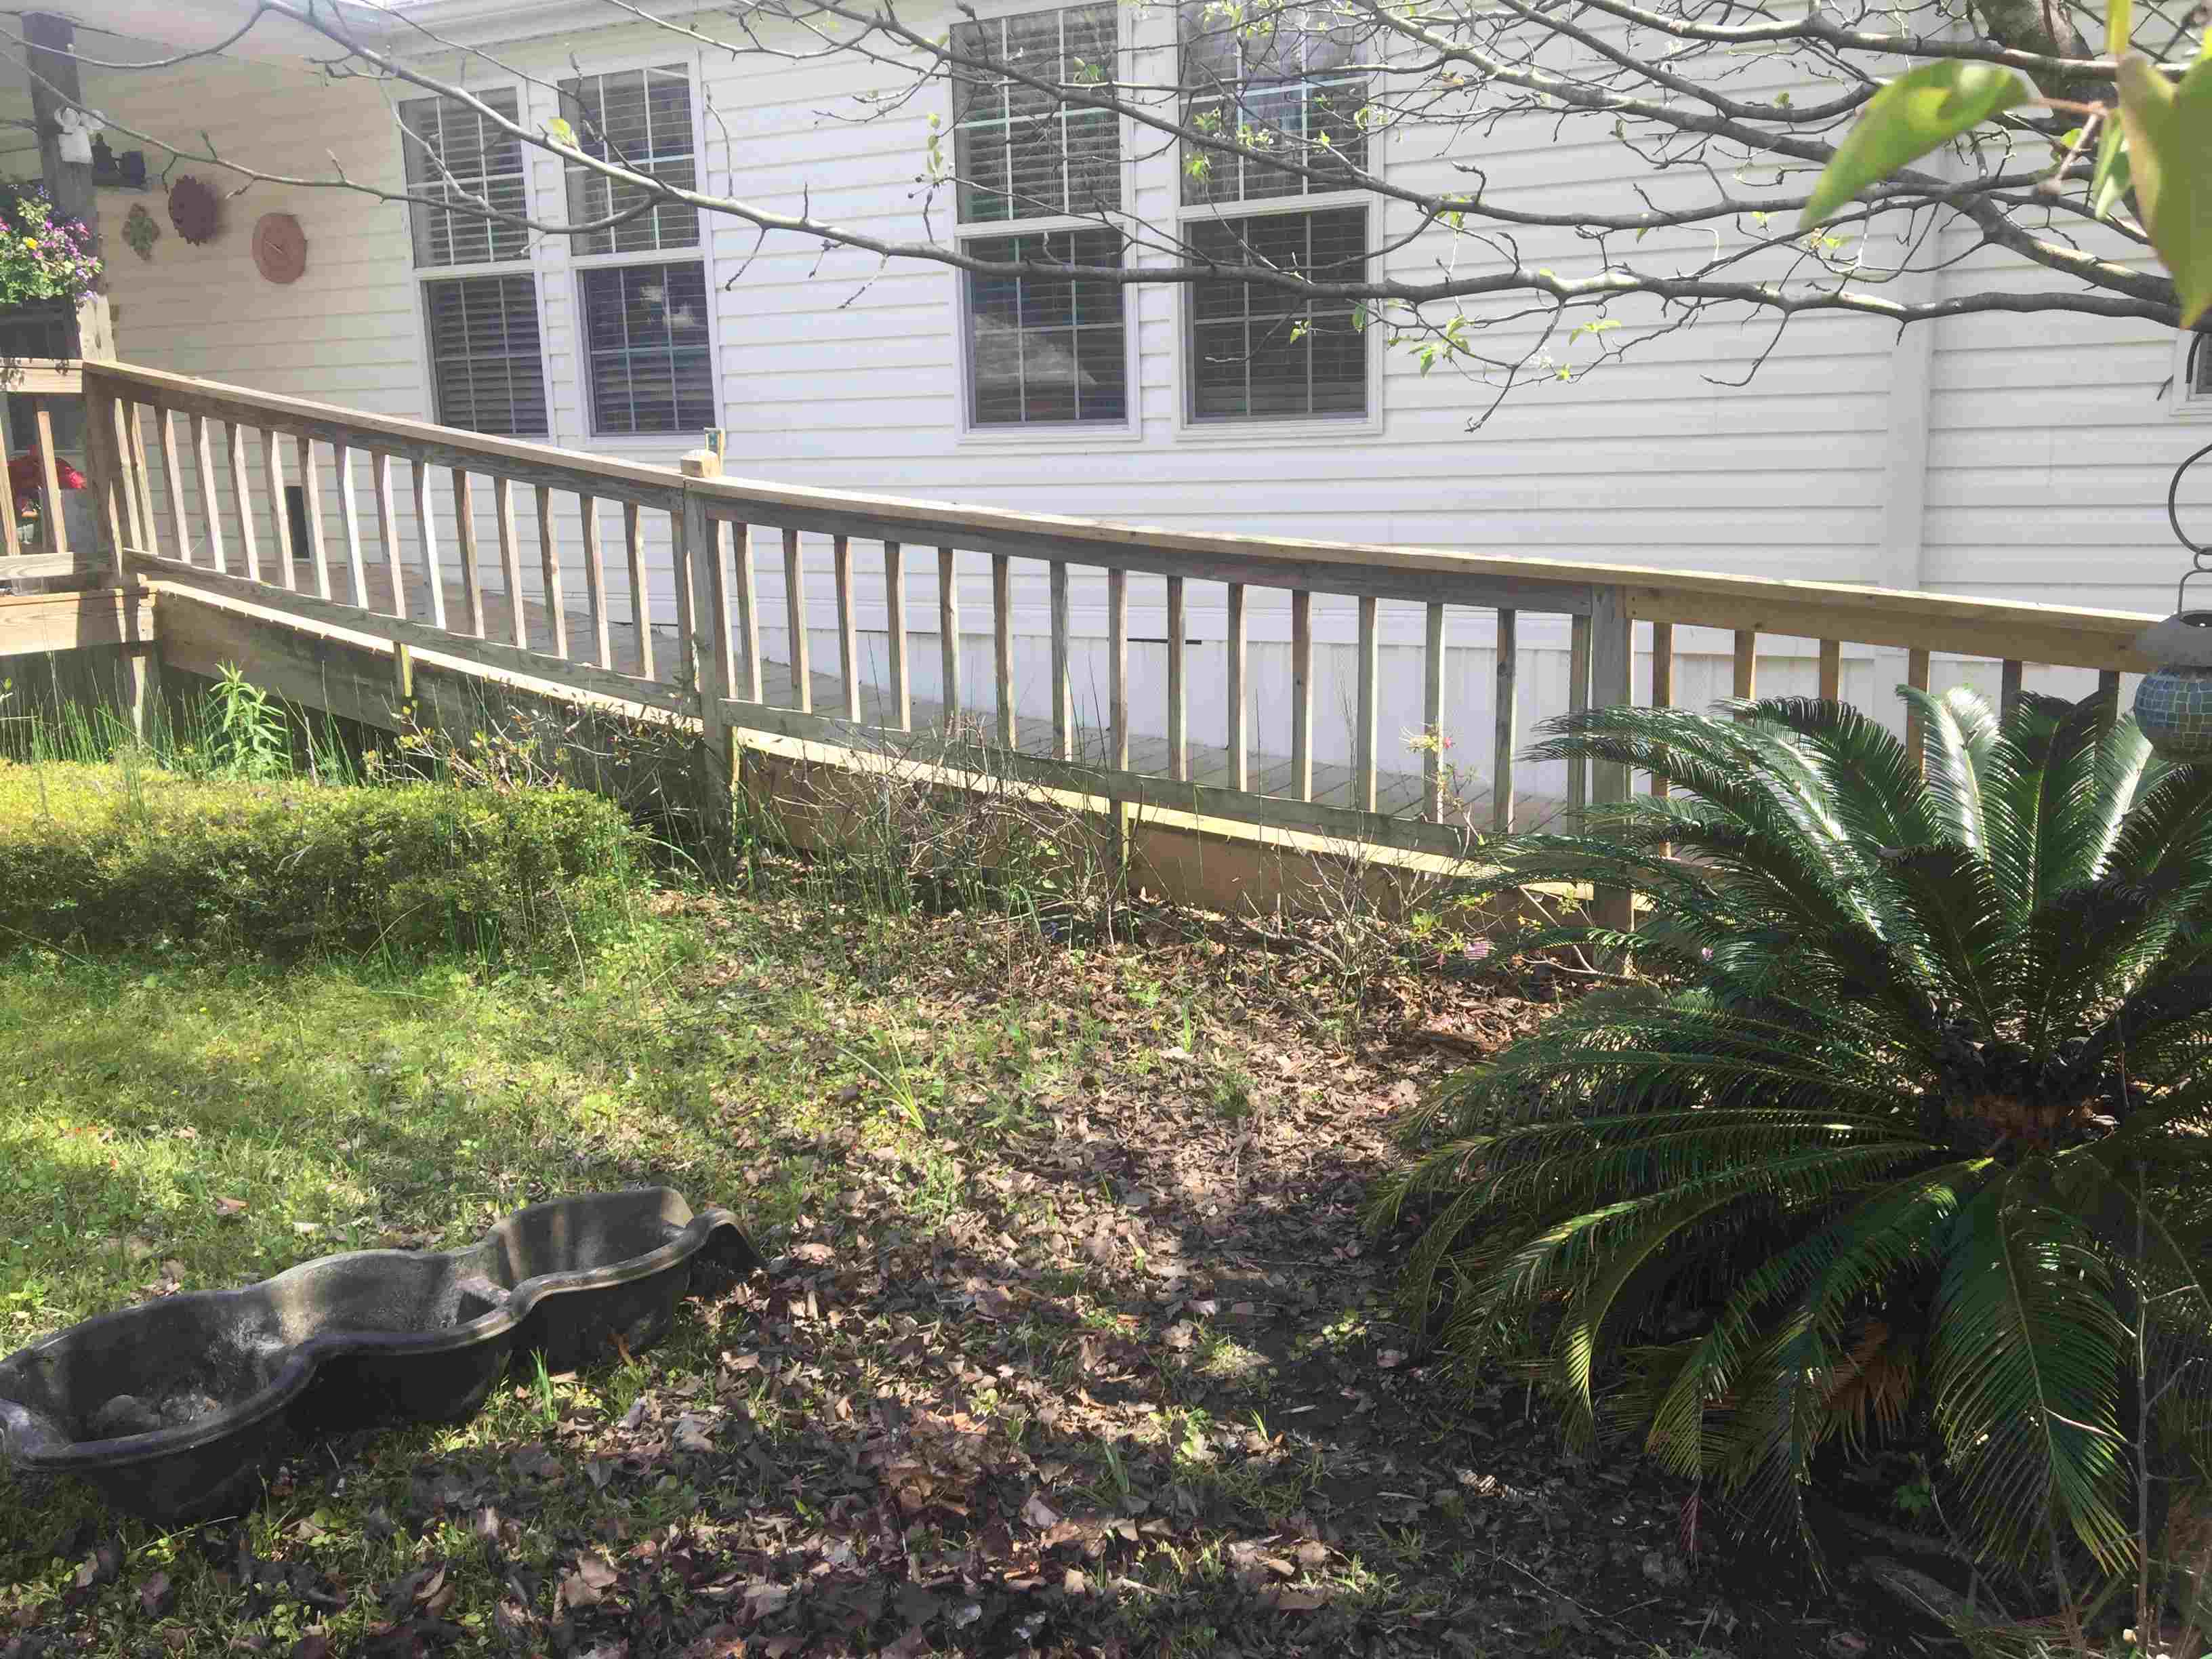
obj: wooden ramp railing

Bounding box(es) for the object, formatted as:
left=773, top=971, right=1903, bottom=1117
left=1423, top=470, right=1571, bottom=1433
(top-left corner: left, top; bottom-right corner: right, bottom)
left=80, top=359, right=2159, bottom=877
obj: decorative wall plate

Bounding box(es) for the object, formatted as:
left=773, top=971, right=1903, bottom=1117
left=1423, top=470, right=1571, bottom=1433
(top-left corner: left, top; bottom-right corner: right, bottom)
left=251, top=211, right=306, bottom=283
left=166, top=174, right=218, bottom=245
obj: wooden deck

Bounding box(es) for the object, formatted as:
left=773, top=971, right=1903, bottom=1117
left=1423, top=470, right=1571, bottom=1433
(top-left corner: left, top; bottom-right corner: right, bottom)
left=283, top=549, right=1559, bottom=836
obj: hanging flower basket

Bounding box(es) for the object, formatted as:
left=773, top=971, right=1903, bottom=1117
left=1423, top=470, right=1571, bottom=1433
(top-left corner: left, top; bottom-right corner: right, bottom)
left=0, top=180, right=99, bottom=312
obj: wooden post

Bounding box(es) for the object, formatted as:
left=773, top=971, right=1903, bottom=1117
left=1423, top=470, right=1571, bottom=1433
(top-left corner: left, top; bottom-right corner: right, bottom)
left=680, top=450, right=733, bottom=827
left=1493, top=607, right=1516, bottom=832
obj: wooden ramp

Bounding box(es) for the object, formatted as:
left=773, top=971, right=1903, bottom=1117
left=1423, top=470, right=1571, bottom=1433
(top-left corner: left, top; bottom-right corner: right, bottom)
left=288, top=550, right=1561, bottom=837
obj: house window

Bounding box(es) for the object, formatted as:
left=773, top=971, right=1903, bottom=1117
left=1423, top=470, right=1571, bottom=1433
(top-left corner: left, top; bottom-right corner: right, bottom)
left=953, top=5, right=1128, bottom=429
left=1179, top=0, right=1368, bottom=205
left=581, top=262, right=716, bottom=436
left=423, top=274, right=548, bottom=436
left=1187, top=206, right=1367, bottom=421
left=558, top=66, right=701, bottom=257
left=966, top=228, right=1128, bottom=424
left=556, top=64, right=714, bottom=436
left=400, top=87, right=546, bottom=436
left=400, top=89, right=531, bottom=268
left=952, top=4, right=1122, bottom=224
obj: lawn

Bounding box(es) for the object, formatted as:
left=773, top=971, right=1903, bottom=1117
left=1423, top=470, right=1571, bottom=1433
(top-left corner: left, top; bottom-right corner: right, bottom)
left=0, top=890, right=1869, bottom=1658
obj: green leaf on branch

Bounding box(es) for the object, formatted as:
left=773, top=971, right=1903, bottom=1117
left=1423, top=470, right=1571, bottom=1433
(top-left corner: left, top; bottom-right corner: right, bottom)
left=1799, top=61, right=2038, bottom=231
left=2089, top=117, right=2132, bottom=222
left=2116, top=52, right=2212, bottom=327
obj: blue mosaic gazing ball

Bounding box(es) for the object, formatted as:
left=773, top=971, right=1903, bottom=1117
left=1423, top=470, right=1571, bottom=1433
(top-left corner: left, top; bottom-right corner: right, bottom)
left=2135, top=663, right=2212, bottom=762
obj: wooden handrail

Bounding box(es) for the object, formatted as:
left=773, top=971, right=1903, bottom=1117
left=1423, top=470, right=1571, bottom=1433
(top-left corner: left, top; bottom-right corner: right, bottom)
left=86, top=357, right=2157, bottom=669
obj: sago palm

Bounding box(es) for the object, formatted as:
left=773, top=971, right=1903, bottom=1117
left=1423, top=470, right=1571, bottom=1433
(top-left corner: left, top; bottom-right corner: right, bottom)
left=1376, top=689, right=2212, bottom=1583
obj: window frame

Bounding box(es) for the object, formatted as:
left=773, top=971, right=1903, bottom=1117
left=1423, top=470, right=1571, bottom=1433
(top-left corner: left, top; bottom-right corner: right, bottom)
left=401, top=80, right=555, bottom=439
left=1171, top=5, right=1384, bottom=438
left=2173, top=331, right=2212, bottom=421
left=556, top=53, right=721, bottom=445
left=1172, top=194, right=1382, bottom=438
left=948, top=0, right=1143, bottom=445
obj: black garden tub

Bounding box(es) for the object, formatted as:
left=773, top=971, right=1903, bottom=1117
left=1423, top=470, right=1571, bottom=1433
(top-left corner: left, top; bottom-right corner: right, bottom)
left=0, top=1187, right=759, bottom=1521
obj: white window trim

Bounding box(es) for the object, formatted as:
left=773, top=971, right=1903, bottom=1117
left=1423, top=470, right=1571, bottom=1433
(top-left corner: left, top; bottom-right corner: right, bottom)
left=1171, top=190, right=1385, bottom=441
left=947, top=0, right=1144, bottom=445
left=2173, top=330, right=2212, bottom=421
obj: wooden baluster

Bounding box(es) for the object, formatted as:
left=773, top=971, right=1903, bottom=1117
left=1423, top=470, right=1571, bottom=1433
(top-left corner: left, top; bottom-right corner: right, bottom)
left=1568, top=613, right=1593, bottom=813
left=1494, top=608, right=1517, bottom=833
left=495, top=479, right=526, bottom=649
left=1050, top=560, right=1073, bottom=760
left=295, top=434, right=329, bottom=600
left=937, top=545, right=960, bottom=731
left=699, top=515, right=738, bottom=704
left=781, top=527, right=807, bottom=712
left=1291, top=589, right=1313, bottom=802
left=882, top=540, right=908, bottom=731
left=832, top=533, right=861, bottom=720
left=1650, top=620, right=1674, bottom=802
left=1590, top=588, right=1635, bottom=936
left=993, top=552, right=1015, bottom=750
left=581, top=495, right=611, bottom=669
left=373, top=453, right=405, bottom=619
left=734, top=523, right=762, bottom=703
left=159, top=408, right=191, bottom=564
left=671, top=504, right=699, bottom=693
left=1906, top=647, right=1931, bottom=775
left=2097, top=668, right=2122, bottom=735
left=1732, top=628, right=1757, bottom=700
left=1423, top=600, right=1446, bottom=821
left=451, top=470, right=483, bottom=634
left=260, top=429, right=291, bottom=589
left=2001, top=657, right=2024, bottom=723
left=0, top=428, right=21, bottom=557
left=334, top=439, right=368, bottom=607
left=129, top=405, right=159, bottom=560
left=535, top=485, right=567, bottom=658
left=1354, top=594, right=1378, bottom=812
left=224, top=423, right=259, bottom=583
left=1819, top=638, right=1842, bottom=703
left=41, top=405, right=72, bottom=560
left=1168, top=575, right=1189, bottom=782
left=1226, top=581, right=1247, bottom=793
left=83, top=379, right=125, bottom=577
left=411, top=461, right=446, bottom=632
left=1107, top=567, right=1129, bottom=771
left=104, top=394, right=143, bottom=560
left=627, top=503, right=655, bottom=679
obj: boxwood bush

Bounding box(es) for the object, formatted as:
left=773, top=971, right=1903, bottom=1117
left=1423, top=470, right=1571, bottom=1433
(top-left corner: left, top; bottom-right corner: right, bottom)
left=0, top=761, right=646, bottom=959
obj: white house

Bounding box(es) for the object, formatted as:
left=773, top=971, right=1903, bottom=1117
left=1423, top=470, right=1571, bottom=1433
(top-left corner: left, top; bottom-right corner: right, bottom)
left=3, top=0, right=2202, bottom=794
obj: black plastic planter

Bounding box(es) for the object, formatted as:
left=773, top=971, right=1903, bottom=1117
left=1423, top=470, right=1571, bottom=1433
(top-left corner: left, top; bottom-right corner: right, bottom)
left=0, top=1188, right=760, bottom=1521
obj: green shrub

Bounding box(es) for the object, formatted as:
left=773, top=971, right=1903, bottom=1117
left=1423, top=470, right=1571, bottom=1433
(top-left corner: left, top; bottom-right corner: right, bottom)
left=0, top=760, right=645, bottom=960
left=1376, top=690, right=2212, bottom=1605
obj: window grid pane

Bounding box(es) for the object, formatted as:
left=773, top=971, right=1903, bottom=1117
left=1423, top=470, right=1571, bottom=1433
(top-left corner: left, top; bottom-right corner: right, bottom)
left=1179, top=1, right=1368, bottom=205
left=401, top=90, right=530, bottom=268
left=966, top=228, right=1127, bottom=425
left=1187, top=207, right=1366, bottom=422
left=954, top=5, right=1122, bottom=224
left=560, top=66, right=701, bottom=256
left=580, top=261, right=716, bottom=436
left=424, top=275, right=547, bottom=435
